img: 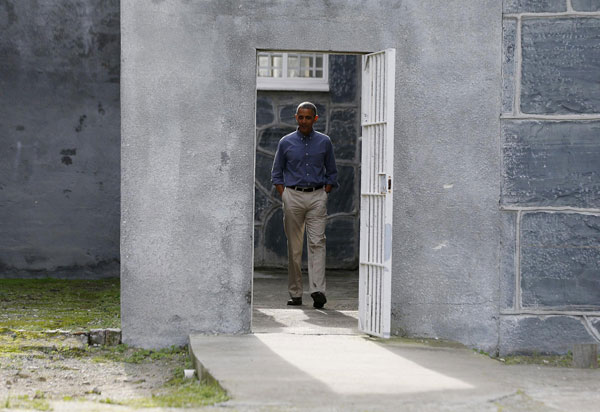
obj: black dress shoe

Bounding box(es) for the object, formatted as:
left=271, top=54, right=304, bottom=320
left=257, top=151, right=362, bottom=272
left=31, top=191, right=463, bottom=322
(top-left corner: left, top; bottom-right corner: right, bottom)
left=311, top=292, right=327, bottom=309
left=287, top=297, right=302, bottom=306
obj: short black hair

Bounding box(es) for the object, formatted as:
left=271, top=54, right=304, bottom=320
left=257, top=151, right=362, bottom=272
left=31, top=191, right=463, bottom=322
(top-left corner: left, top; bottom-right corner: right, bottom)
left=296, top=101, right=317, bottom=116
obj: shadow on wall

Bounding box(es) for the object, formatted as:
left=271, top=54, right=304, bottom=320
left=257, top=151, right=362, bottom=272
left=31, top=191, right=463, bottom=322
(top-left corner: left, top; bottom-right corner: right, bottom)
left=253, top=55, right=361, bottom=270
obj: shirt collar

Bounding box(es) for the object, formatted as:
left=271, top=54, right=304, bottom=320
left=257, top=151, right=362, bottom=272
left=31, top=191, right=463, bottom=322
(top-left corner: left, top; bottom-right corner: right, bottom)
left=296, top=128, right=314, bottom=140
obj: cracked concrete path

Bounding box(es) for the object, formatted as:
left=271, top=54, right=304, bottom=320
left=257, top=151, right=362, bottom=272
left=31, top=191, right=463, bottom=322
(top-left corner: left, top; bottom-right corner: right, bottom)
left=189, top=271, right=600, bottom=411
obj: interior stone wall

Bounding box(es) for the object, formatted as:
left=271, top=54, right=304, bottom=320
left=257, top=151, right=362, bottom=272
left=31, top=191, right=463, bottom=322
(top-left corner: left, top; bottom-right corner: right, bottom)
left=499, top=0, right=600, bottom=355
left=254, top=55, right=361, bottom=270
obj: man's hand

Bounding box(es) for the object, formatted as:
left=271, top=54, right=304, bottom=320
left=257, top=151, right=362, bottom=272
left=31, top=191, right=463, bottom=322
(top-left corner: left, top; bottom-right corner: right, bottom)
left=325, top=184, right=332, bottom=194
left=276, top=184, right=285, bottom=196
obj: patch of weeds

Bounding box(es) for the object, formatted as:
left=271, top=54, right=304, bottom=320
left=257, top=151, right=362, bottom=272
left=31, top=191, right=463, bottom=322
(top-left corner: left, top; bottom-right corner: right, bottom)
left=92, top=350, right=228, bottom=408
left=499, top=351, right=574, bottom=367
left=125, top=348, right=154, bottom=364
left=474, top=349, right=491, bottom=357
left=51, top=365, right=79, bottom=371
left=372, top=336, right=467, bottom=349
left=87, top=344, right=187, bottom=364
left=130, top=381, right=228, bottom=408
left=0, top=334, right=89, bottom=359
left=0, top=278, right=120, bottom=332
left=125, top=367, right=228, bottom=408
left=1, top=338, right=185, bottom=368
left=2, top=394, right=51, bottom=411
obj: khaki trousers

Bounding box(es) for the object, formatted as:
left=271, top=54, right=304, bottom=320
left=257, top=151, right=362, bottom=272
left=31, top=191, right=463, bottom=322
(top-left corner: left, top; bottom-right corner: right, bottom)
left=282, top=187, right=327, bottom=298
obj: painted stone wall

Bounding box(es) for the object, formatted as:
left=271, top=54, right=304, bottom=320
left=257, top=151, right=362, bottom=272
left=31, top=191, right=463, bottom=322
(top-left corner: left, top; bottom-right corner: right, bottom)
left=0, top=0, right=120, bottom=278
left=500, top=0, right=600, bottom=354
left=254, top=55, right=361, bottom=270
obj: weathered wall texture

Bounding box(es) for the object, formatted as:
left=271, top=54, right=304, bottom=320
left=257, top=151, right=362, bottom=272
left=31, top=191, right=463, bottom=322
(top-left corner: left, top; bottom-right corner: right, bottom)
left=500, top=0, right=600, bottom=355
left=390, top=1, right=502, bottom=352
left=0, top=0, right=120, bottom=277
left=254, top=55, right=361, bottom=270
left=122, top=0, right=503, bottom=349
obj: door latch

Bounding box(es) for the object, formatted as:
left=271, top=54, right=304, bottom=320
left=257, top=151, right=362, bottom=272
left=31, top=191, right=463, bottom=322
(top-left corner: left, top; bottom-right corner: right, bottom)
left=378, top=174, right=392, bottom=193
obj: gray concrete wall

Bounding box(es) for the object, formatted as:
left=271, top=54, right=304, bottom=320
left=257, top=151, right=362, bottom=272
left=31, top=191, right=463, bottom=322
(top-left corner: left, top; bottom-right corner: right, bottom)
left=121, top=0, right=503, bottom=349
left=499, top=0, right=600, bottom=355
left=254, top=55, right=361, bottom=270
left=390, top=1, right=502, bottom=352
left=0, top=0, right=120, bottom=278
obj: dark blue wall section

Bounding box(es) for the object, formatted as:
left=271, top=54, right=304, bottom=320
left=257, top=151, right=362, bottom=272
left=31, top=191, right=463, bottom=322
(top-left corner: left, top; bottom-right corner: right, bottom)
left=520, top=212, right=600, bottom=309
left=521, top=18, right=600, bottom=115
left=501, top=120, right=600, bottom=208
left=500, top=2, right=600, bottom=354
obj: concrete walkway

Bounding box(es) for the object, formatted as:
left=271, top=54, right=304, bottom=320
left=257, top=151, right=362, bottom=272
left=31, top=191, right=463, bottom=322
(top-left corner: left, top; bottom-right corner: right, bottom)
left=189, top=271, right=600, bottom=411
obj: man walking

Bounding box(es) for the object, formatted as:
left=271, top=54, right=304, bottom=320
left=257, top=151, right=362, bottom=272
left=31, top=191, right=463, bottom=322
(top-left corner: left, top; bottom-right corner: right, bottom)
left=271, top=102, right=338, bottom=309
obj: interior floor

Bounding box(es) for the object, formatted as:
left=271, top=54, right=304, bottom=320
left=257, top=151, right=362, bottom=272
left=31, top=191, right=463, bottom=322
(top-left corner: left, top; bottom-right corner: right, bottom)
left=252, top=269, right=359, bottom=335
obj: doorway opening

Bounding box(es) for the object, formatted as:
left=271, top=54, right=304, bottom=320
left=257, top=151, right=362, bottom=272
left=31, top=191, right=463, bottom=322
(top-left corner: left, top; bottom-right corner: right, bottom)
left=251, top=50, right=395, bottom=337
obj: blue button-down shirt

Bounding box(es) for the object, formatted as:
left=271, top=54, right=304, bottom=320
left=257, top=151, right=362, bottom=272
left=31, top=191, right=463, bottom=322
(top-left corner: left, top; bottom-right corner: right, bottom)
left=271, top=129, right=338, bottom=188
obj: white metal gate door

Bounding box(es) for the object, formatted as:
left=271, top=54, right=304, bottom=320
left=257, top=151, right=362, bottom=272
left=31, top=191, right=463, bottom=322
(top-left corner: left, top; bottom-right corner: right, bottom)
left=359, top=49, right=395, bottom=338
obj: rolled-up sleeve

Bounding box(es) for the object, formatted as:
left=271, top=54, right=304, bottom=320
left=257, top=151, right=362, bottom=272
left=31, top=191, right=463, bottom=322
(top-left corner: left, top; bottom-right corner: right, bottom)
left=271, top=140, right=285, bottom=186
left=324, top=139, right=338, bottom=187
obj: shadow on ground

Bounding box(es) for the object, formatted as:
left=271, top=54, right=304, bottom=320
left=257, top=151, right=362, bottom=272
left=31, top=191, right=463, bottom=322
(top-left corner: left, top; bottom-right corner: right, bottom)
left=252, top=269, right=359, bottom=334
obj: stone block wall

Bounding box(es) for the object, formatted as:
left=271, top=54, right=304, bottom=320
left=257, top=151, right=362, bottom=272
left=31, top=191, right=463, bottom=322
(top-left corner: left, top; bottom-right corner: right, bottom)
left=500, top=0, right=600, bottom=354
left=254, top=55, right=361, bottom=269
left=0, top=0, right=120, bottom=278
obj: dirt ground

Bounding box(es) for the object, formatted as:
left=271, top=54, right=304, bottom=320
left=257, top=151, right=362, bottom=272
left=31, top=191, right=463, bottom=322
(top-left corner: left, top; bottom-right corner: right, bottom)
left=2, top=343, right=173, bottom=402
left=0, top=270, right=360, bottom=411
left=0, top=277, right=226, bottom=411
left=0, top=335, right=225, bottom=411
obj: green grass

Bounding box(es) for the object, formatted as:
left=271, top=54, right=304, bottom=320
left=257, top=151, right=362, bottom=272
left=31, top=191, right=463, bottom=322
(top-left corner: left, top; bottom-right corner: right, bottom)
left=89, top=343, right=188, bottom=364
left=102, top=360, right=228, bottom=408
left=92, top=353, right=229, bottom=408
left=0, top=278, right=120, bottom=331
left=495, top=351, right=600, bottom=367
left=127, top=380, right=228, bottom=408
left=0, top=329, right=89, bottom=358
left=372, top=336, right=467, bottom=349
left=0, top=334, right=184, bottom=364
left=0, top=278, right=228, bottom=408
left=500, top=352, right=575, bottom=367
left=3, top=394, right=51, bottom=411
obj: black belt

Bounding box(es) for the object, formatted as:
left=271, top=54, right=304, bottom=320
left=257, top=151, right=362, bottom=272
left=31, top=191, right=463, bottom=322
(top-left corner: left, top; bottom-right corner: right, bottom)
left=287, top=185, right=323, bottom=192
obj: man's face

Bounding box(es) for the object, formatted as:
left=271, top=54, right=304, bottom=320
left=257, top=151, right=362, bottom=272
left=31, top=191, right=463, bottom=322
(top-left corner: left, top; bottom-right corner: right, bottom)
left=295, top=108, right=318, bottom=135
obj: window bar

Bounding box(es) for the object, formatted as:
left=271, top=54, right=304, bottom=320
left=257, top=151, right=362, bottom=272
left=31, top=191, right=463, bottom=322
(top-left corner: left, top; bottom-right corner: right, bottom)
left=268, top=54, right=273, bottom=77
